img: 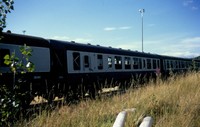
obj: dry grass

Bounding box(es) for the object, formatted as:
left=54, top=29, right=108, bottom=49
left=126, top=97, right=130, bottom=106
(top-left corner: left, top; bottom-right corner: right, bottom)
left=17, top=72, right=200, bottom=127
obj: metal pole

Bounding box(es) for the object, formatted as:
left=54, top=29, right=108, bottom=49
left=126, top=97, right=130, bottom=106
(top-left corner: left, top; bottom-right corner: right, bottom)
left=139, top=9, right=145, bottom=52
left=142, top=14, right=143, bottom=52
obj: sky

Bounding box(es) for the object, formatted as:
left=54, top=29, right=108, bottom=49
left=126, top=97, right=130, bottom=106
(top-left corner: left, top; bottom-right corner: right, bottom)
left=4, top=0, right=200, bottom=58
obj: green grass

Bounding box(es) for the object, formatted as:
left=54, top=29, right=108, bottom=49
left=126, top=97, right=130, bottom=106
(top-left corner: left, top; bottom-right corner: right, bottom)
left=17, top=72, right=200, bottom=127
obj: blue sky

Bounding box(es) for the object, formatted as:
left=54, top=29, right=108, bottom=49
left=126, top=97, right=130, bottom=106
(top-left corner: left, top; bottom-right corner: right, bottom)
left=5, top=0, right=200, bottom=58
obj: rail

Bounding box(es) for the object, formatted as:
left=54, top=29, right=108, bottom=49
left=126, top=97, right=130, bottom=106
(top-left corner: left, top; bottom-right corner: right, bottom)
left=113, top=109, right=153, bottom=127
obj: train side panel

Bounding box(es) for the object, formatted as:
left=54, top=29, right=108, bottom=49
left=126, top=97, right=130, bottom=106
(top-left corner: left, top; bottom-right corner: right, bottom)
left=48, top=40, right=163, bottom=97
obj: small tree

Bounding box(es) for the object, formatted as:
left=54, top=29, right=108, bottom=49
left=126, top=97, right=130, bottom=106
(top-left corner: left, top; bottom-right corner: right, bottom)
left=0, top=44, right=35, bottom=126
left=4, top=44, right=35, bottom=85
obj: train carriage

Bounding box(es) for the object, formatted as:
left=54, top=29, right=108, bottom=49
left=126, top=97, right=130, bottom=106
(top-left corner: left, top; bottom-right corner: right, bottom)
left=50, top=39, right=163, bottom=97
left=160, top=55, right=193, bottom=75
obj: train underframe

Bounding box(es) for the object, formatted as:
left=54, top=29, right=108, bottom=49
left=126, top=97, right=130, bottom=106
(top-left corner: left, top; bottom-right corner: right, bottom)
left=0, top=70, right=160, bottom=109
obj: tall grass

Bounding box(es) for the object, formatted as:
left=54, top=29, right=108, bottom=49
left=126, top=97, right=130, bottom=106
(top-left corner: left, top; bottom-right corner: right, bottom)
left=17, top=72, right=200, bottom=127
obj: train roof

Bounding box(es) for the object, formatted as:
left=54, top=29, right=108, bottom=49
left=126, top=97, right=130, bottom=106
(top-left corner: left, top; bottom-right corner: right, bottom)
left=0, top=32, right=193, bottom=61
left=160, top=54, right=192, bottom=61
left=0, top=32, right=49, bottom=47
left=50, top=39, right=193, bottom=61
left=50, top=39, right=162, bottom=58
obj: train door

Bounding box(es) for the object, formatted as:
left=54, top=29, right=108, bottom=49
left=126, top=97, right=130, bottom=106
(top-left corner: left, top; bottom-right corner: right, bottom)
left=82, top=52, right=94, bottom=72
left=107, top=55, right=114, bottom=71
left=142, top=58, right=147, bottom=70
left=96, top=54, right=103, bottom=71
left=159, top=58, right=165, bottom=73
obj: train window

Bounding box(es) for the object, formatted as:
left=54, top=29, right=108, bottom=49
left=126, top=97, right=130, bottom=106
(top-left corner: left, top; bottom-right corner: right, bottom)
left=97, top=54, right=103, bottom=70
left=0, top=49, right=10, bottom=67
left=170, top=61, right=173, bottom=68
left=181, top=61, right=184, bottom=68
left=124, top=57, right=131, bottom=69
left=195, top=62, right=198, bottom=68
left=182, top=61, right=184, bottom=68
left=173, top=61, right=175, bottom=68
left=186, top=62, right=188, bottom=68
left=153, top=59, right=157, bottom=69
left=184, top=62, right=187, bottom=68
left=157, top=60, right=160, bottom=68
left=186, top=62, right=189, bottom=68
left=147, top=59, right=152, bottom=69
left=139, top=58, right=142, bottom=69
left=181, top=61, right=185, bottom=68
left=108, top=56, right=112, bottom=68
left=84, top=55, right=89, bottom=68
left=73, top=52, right=80, bottom=70
left=166, top=60, right=170, bottom=69
left=133, top=58, right=142, bottom=69
left=189, top=62, right=191, bottom=68
left=175, top=61, right=179, bottom=68
left=185, top=61, right=188, bottom=68
left=143, top=59, right=146, bottom=69
left=179, top=61, right=181, bottom=68
left=133, top=58, right=139, bottom=69
left=115, top=56, right=122, bottom=69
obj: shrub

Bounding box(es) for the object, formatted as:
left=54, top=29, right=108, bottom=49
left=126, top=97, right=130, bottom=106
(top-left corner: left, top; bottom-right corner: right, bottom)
left=0, top=44, right=34, bottom=126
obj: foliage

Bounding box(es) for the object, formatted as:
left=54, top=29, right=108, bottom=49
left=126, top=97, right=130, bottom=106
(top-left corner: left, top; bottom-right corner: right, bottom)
left=4, top=44, right=35, bottom=74
left=0, top=85, right=20, bottom=126
left=0, top=0, right=14, bottom=31
left=0, top=44, right=35, bottom=126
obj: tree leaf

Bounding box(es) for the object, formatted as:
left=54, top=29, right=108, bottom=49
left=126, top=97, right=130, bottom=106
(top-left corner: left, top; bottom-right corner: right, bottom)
left=3, top=54, right=10, bottom=60
left=4, top=60, right=10, bottom=65
left=10, top=5, right=14, bottom=10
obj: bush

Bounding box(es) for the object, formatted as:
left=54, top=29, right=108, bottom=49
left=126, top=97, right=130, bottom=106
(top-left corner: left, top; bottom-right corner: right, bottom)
left=0, top=44, right=34, bottom=126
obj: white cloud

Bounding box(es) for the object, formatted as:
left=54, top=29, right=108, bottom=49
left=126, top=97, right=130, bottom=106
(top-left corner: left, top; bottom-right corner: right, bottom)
left=141, top=34, right=200, bottom=58
left=104, top=26, right=132, bottom=31
left=113, top=38, right=200, bottom=58
left=104, top=27, right=116, bottom=31
left=182, top=37, right=200, bottom=42
left=183, top=0, right=198, bottom=10
left=51, top=36, right=92, bottom=43
left=118, top=26, right=132, bottom=30
left=183, top=0, right=193, bottom=7
left=73, top=38, right=92, bottom=43
left=162, top=51, right=199, bottom=58
left=161, top=36, right=200, bottom=58
left=115, top=42, right=141, bottom=51
left=52, top=36, right=70, bottom=41
left=181, top=37, right=200, bottom=48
